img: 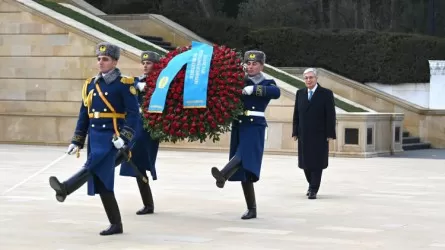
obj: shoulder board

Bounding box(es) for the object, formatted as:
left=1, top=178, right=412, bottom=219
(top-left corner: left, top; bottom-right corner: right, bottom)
left=84, top=77, right=94, bottom=85
left=265, top=79, right=277, bottom=86
left=120, top=76, right=135, bottom=85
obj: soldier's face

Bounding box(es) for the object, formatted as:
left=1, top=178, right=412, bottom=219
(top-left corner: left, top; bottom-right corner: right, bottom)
left=246, top=61, right=263, bottom=76
left=303, top=72, right=317, bottom=89
left=97, top=56, right=117, bottom=73
left=142, top=60, right=153, bottom=74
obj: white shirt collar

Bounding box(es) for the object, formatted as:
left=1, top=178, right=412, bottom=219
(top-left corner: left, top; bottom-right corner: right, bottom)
left=308, top=83, right=318, bottom=93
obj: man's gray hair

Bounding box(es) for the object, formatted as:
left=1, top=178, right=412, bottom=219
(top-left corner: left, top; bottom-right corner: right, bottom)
left=303, top=68, right=317, bottom=76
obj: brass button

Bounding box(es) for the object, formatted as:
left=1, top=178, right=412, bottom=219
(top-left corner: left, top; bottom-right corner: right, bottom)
left=103, top=108, right=107, bottom=111
left=102, top=124, right=106, bottom=128
left=91, top=124, right=95, bottom=127
left=93, top=93, right=96, bottom=96
left=105, top=92, right=108, bottom=95
left=252, top=106, right=255, bottom=109
left=250, top=118, right=253, bottom=122
left=92, top=109, right=95, bottom=112
left=239, top=120, right=242, bottom=123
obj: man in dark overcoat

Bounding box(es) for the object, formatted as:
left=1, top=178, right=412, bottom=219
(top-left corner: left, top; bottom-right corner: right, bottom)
left=292, top=68, right=336, bottom=199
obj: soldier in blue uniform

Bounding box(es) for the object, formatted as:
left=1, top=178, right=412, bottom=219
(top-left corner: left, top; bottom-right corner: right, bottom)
left=116, top=51, right=161, bottom=215
left=211, top=50, right=281, bottom=219
left=48, top=42, right=140, bottom=236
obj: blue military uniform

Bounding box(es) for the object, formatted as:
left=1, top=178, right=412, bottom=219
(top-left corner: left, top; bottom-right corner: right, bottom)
left=228, top=77, right=281, bottom=182
left=119, top=74, right=159, bottom=180
left=79, top=72, right=139, bottom=195
left=118, top=50, right=161, bottom=215
left=49, top=42, right=139, bottom=236
left=211, top=50, right=280, bottom=220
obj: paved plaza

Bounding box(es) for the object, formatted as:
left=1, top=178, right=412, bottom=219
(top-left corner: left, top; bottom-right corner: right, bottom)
left=0, top=144, right=445, bottom=249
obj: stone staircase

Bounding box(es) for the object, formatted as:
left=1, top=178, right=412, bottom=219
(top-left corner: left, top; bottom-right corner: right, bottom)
left=402, top=131, right=431, bottom=151
left=137, top=35, right=176, bottom=51
left=278, top=67, right=437, bottom=150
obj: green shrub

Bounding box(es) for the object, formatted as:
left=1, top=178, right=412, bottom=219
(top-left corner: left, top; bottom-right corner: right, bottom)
left=245, top=28, right=445, bottom=84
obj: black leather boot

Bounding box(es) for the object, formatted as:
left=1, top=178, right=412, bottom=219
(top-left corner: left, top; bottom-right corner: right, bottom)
left=49, top=167, right=89, bottom=202
left=136, top=178, right=154, bottom=215
left=99, top=192, right=123, bottom=236
left=241, top=181, right=257, bottom=220
left=211, top=156, right=241, bottom=188
left=114, top=147, right=130, bottom=167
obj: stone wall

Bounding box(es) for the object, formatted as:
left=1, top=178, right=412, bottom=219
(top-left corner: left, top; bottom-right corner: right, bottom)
left=0, top=0, right=140, bottom=144
left=315, top=68, right=445, bottom=148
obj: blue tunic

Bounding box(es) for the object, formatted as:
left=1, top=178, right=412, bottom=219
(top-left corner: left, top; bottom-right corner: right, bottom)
left=70, top=72, right=139, bottom=195
left=228, top=77, right=281, bottom=182
left=119, top=76, right=159, bottom=180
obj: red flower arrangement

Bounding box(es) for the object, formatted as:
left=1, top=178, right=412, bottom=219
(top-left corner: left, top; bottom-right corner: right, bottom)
left=141, top=44, right=246, bottom=143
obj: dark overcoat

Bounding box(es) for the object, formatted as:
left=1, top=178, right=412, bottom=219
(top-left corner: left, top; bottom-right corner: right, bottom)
left=292, top=84, right=336, bottom=170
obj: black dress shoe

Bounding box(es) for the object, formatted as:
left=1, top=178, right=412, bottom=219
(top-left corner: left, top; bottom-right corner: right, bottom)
left=136, top=206, right=154, bottom=215
left=100, top=223, right=123, bottom=236
left=241, top=208, right=257, bottom=220
left=306, top=189, right=311, bottom=196
left=308, top=191, right=317, bottom=199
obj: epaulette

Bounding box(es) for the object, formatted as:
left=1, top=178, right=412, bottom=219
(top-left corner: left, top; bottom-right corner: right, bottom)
left=81, top=77, right=94, bottom=107
left=120, top=76, right=135, bottom=85
left=266, top=79, right=277, bottom=86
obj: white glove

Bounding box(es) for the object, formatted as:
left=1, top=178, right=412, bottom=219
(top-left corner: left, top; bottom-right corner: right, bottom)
left=66, top=144, right=79, bottom=155
left=136, top=82, right=146, bottom=92
left=242, top=85, right=254, bottom=95
left=112, top=136, right=125, bottom=149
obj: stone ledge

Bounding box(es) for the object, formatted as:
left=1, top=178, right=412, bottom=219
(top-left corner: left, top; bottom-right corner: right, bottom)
left=10, top=0, right=143, bottom=62
left=317, top=67, right=445, bottom=115
left=58, top=3, right=167, bottom=53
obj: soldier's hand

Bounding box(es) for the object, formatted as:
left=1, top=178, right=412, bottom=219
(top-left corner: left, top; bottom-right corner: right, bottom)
left=136, top=81, right=146, bottom=92
left=112, top=136, right=125, bottom=149
left=66, top=144, right=79, bottom=155
left=242, top=86, right=254, bottom=95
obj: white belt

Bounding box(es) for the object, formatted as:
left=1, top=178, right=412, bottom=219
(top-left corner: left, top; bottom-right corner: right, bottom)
left=243, top=110, right=265, bottom=117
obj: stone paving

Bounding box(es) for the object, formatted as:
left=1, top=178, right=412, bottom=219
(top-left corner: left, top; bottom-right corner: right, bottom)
left=0, top=144, right=445, bottom=250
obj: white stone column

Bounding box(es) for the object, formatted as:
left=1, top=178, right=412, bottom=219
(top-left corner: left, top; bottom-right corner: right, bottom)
left=428, top=60, right=445, bottom=109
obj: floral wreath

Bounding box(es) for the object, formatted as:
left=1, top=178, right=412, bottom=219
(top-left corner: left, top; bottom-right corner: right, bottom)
left=141, top=45, right=246, bottom=143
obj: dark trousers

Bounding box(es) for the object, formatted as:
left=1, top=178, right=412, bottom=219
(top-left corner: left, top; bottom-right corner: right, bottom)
left=304, top=169, right=323, bottom=192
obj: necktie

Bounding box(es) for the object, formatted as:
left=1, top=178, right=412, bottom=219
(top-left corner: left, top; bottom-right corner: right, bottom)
left=308, top=90, right=313, bottom=101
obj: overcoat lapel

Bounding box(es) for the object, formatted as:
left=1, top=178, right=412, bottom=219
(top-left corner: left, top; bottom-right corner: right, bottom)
left=302, top=88, right=310, bottom=112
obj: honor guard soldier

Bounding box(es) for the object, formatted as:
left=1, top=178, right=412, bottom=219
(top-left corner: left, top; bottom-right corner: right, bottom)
left=116, top=50, right=161, bottom=215
left=48, top=42, right=140, bottom=236
left=210, top=50, right=281, bottom=219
